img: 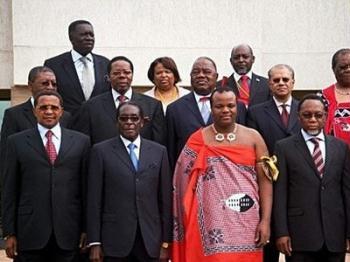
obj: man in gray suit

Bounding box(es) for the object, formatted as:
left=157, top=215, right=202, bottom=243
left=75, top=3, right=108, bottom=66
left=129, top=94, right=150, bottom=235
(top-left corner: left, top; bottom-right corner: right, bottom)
left=87, top=101, right=172, bottom=262
left=2, top=90, right=90, bottom=261
left=273, top=94, right=350, bottom=262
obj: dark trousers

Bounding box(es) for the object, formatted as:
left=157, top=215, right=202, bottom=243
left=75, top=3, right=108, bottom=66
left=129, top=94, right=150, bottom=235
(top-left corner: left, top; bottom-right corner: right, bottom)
left=104, top=225, right=158, bottom=262
left=286, top=245, right=345, bottom=262
left=264, top=241, right=280, bottom=262
left=15, top=234, right=78, bottom=262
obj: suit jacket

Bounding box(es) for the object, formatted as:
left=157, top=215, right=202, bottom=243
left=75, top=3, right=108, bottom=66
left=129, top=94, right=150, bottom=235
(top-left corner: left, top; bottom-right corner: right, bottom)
left=2, top=127, right=90, bottom=251
left=72, top=91, right=166, bottom=145
left=44, top=52, right=110, bottom=115
left=273, top=133, right=350, bottom=252
left=246, top=98, right=300, bottom=154
left=86, top=137, right=172, bottom=258
left=217, top=73, right=271, bottom=107
left=0, top=99, right=71, bottom=177
left=165, top=92, right=246, bottom=170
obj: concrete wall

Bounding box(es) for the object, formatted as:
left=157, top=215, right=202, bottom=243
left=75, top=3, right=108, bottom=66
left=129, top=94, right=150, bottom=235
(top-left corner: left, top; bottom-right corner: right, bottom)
left=2, top=0, right=350, bottom=90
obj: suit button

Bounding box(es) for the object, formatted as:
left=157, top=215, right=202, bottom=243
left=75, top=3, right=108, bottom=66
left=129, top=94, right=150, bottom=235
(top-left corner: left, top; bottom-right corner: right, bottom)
left=321, top=186, right=325, bottom=190
left=136, top=178, right=139, bottom=183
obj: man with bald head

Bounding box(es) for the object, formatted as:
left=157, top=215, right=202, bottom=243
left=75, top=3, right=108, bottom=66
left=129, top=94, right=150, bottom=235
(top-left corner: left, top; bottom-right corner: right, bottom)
left=166, top=57, right=246, bottom=170
left=217, top=44, right=270, bottom=107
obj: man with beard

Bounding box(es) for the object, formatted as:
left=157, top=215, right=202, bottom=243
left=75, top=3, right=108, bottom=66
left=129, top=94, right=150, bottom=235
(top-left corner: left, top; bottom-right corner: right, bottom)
left=217, top=44, right=270, bottom=107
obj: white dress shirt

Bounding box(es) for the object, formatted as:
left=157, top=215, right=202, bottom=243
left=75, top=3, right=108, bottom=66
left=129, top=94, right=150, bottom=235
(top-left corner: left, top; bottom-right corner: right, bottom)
left=37, top=123, right=61, bottom=153
left=193, top=92, right=211, bottom=113
left=273, top=96, right=292, bottom=114
left=120, top=135, right=141, bottom=160
left=233, top=70, right=253, bottom=83
left=301, top=129, right=326, bottom=161
left=111, top=87, right=133, bottom=108
left=71, top=49, right=95, bottom=86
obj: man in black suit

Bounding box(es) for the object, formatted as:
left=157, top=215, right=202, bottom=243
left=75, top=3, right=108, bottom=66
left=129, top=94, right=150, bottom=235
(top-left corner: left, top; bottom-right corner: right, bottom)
left=247, top=64, right=300, bottom=262
left=273, top=94, right=350, bottom=262
left=44, top=20, right=110, bottom=115
left=72, top=56, right=165, bottom=145
left=217, top=44, right=271, bottom=107
left=0, top=66, right=71, bottom=178
left=87, top=101, right=172, bottom=262
left=166, top=56, right=246, bottom=170
left=2, top=90, right=90, bottom=261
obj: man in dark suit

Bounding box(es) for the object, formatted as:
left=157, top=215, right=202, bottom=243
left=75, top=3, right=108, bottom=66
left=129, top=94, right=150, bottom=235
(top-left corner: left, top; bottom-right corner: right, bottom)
left=87, top=101, right=172, bottom=262
left=217, top=44, right=271, bottom=107
left=247, top=64, right=300, bottom=262
left=44, top=20, right=110, bottom=115
left=273, top=94, right=350, bottom=262
left=166, top=56, right=246, bottom=170
left=2, top=90, right=90, bottom=261
left=72, top=56, right=166, bottom=145
left=0, top=66, right=71, bottom=178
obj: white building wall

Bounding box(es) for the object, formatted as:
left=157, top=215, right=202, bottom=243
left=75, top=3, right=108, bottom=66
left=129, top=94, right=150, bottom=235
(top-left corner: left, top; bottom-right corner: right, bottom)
left=2, top=0, right=350, bottom=89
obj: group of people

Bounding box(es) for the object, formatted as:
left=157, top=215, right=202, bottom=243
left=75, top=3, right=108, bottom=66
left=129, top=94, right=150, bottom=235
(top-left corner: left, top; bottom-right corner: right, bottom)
left=0, top=19, right=350, bottom=262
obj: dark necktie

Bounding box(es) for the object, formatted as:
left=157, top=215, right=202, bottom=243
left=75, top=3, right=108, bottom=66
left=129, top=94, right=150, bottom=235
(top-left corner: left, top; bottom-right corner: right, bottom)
left=128, top=143, right=138, bottom=171
left=117, top=95, right=127, bottom=103
left=199, top=96, right=210, bottom=124
left=45, top=130, right=57, bottom=165
left=238, top=75, right=250, bottom=106
left=310, top=138, right=324, bottom=178
left=280, top=104, right=289, bottom=127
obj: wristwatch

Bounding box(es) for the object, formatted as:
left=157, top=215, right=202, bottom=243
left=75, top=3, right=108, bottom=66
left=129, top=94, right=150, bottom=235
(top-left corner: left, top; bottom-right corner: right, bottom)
left=161, top=242, right=169, bottom=249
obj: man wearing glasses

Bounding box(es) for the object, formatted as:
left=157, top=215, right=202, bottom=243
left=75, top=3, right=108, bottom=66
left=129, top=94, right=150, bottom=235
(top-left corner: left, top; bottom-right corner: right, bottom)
left=273, top=94, right=350, bottom=262
left=86, top=101, right=172, bottom=262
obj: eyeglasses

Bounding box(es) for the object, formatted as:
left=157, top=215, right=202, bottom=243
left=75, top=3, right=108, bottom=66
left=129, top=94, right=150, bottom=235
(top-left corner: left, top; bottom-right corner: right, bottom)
left=300, top=112, right=326, bottom=119
left=271, top=77, right=291, bottom=84
left=118, top=116, right=141, bottom=122
left=37, top=105, right=61, bottom=111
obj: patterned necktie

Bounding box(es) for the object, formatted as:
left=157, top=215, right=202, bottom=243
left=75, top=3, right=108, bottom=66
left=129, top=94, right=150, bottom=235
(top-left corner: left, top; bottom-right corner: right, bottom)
left=310, top=138, right=324, bottom=178
left=238, top=75, right=250, bottom=106
left=199, top=96, right=210, bottom=124
left=45, top=130, right=57, bottom=165
left=80, top=56, right=94, bottom=100
left=127, top=143, right=138, bottom=171
left=280, top=104, right=289, bottom=127
left=117, top=95, right=127, bottom=104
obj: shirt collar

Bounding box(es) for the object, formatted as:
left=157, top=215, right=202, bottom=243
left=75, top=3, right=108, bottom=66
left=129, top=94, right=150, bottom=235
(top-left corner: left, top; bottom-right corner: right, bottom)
left=111, top=87, right=133, bottom=101
left=193, top=91, right=211, bottom=104
left=37, top=123, right=61, bottom=139
left=301, top=129, right=325, bottom=142
left=273, top=96, right=292, bottom=108
left=71, top=49, right=93, bottom=63
left=120, top=134, right=141, bottom=149
left=233, top=70, right=253, bottom=83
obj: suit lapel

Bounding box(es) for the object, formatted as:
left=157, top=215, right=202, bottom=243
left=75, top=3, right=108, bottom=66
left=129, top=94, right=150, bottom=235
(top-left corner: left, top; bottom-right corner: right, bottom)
left=264, top=100, right=287, bottom=132
left=322, top=136, right=334, bottom=182
left=294, top=133, right=321, bottom=180
left=55, top=128, right=75, bottom=164
left=62, top=53, right=85, bottom=100
left=102, top=92, right=118, bottom=122
left=22, top=99, right=37, bottom=126
left=26, top=129, right=49, bottom=162
left=183, top=92, right=206, bottom=125
left=249, top=73, right=261, bottom=102
left=111, top=137, right=135, bottom=172
left=287, top=99, right=299, bottom=131
left=92, top=54, right=106, bottom=95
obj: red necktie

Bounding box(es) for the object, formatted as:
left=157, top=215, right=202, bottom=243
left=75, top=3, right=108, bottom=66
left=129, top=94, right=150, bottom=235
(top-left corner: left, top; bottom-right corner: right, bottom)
left=310, top=138, right=324, bottom=178
left=45, top=130, right=57, bottom=165
left=238, top=75, right=250, bottom=106
left=281, top=104, right=289, bottom=127
left=117, top=95, right=127, bottom=103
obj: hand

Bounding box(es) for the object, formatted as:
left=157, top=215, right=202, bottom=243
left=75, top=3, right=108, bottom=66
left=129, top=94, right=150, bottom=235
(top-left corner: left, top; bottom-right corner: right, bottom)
left=276, top=236, right=292, bottom=256
left=79, top=232, right=88, bottom=253
left=5, top=236, right=17, bottom=259
left=255, top=220, right=270, bottom=247
left=346, top=239, right=350, bottom=253
left=159, top=246, right=170, bottom=262
left=90, top=245, right=103, bottom=262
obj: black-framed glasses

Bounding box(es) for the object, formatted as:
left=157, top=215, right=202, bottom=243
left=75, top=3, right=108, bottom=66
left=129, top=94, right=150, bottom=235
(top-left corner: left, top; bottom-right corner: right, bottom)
left=300, top=112, right=326, bottom=119
left=37, top=105, right=61, bottom=111
left=272, top=77, right=291, bottom=84
left=118, top=116, right=141, bottom=122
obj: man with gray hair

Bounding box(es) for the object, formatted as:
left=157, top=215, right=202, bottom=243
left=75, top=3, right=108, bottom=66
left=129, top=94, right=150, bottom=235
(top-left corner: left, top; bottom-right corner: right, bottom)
left=247, top=64, right=300, bottom=262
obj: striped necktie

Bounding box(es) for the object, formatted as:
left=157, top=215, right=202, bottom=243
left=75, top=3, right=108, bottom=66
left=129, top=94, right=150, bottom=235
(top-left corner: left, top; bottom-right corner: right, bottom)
left=310, top=138, right=324, bottom=178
